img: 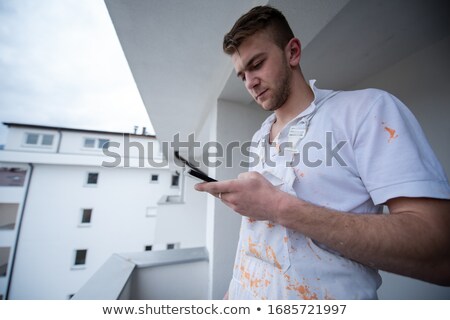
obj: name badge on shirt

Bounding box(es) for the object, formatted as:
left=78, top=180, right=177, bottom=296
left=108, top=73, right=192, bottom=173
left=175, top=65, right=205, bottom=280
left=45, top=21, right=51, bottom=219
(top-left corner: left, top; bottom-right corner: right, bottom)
left=287, top=121, right=308, bottom=151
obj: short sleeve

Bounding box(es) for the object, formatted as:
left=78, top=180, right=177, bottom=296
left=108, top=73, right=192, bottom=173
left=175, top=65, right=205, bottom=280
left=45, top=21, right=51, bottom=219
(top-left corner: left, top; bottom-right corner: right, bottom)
left=352, top=91, right=450, bottom=205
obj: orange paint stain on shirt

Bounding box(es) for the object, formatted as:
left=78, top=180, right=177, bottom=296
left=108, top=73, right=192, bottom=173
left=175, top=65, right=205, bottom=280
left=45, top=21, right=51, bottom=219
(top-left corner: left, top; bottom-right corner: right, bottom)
left=265, top=246, right=282, bottom=270
left=239, top=265, right=262, bottom=290
left=286, top=283, right=319, bottom=300
left=248, top=237, right=262, bottom=258
left=250, top=278, right=262, bottom=289
left=384, top=126, right=398, bottom=143
left=296, top=285, right=318, bottom=300
left=247, top=218, right=256, bottom=223
left=266, top=222, right=275, bottom=228
left=283, top=236, right=288, bottom=243
left=264, top=279, right=271, bottom=287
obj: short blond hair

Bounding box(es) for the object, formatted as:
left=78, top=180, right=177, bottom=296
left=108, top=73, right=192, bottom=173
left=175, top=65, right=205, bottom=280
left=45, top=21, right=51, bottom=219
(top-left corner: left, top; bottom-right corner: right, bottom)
left=223, top=6, right=294, bottom=55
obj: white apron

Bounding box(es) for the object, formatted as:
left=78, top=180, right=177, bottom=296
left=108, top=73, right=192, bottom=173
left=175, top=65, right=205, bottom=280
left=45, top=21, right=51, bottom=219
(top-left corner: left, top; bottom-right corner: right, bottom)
left=228, top=90, right=381, bottom=300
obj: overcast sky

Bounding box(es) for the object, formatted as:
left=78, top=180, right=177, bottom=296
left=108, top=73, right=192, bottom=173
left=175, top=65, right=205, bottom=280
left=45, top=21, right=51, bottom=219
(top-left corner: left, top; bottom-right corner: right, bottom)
left=0, top=0, right=154, bottom=144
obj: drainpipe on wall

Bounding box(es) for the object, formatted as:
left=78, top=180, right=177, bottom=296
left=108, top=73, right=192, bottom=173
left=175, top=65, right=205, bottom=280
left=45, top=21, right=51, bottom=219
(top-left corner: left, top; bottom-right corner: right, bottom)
left=180, top=167, right=186, bottom=203
left=5, top=163, right=34, bottom=300
left=56, top=129, right=62, bottom=153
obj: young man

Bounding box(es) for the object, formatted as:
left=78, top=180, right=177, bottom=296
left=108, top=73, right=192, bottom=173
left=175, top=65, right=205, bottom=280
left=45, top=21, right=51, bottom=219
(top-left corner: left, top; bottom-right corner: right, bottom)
left=195, top=6, right=450, bottom=299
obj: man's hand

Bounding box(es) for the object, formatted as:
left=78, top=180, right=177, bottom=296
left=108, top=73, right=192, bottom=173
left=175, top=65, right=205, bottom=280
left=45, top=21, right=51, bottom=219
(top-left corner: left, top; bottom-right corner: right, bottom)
left=194, top=171, right=288, bottom=222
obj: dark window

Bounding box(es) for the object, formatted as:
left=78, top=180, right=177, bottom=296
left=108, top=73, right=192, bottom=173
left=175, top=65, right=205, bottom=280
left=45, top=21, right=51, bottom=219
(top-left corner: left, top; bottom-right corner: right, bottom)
left=25, top=133, right=39, bottom=145
left=150, top=174, right=159, bottom=182
left=0, top=168, right=27, bottom=187
left=84, top=138, right=96, bottom=148
left=41, top=134, right=54, bottom=146
left=84, top=138, right=110, bottom=149
left=171, top=174, right=179, bottom=187
left=0, top=247, right=11, bottom=277
left=145, top=245, right=153, bottom=251
left=0, top=263, right=7, bottom=277
left=86, top=173, right=98, bottom=185
left=81, top=209, right=92, bottom=224
left=98, top=139, right=110, bottom=149
left=167, top=244, right=175, bottom=250
left=74, top=249, right=87, bottom=266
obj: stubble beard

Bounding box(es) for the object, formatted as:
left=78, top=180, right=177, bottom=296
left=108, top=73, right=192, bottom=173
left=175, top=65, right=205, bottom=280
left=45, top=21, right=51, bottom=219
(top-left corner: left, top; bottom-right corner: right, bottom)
left=266, top=59, right=292, bottom=112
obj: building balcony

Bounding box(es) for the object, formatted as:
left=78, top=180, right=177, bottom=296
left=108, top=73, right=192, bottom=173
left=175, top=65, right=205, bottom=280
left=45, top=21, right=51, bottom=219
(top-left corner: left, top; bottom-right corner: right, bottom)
left=72, top=247, right=209, bottom=300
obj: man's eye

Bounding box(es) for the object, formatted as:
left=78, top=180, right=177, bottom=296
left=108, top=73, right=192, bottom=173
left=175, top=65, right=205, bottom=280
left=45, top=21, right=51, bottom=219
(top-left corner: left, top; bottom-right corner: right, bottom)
left=253, top=61, right=262, bottom=69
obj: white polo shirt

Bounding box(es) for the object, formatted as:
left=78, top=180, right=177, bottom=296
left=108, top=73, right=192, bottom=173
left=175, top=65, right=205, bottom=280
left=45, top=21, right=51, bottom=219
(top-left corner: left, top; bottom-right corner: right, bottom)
left=228, top=80, right=450, bottom=300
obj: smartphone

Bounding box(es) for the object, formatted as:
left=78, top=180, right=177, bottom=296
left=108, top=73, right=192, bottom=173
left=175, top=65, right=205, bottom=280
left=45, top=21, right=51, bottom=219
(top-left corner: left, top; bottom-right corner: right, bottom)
left=174, top=151, right=217, bottom=182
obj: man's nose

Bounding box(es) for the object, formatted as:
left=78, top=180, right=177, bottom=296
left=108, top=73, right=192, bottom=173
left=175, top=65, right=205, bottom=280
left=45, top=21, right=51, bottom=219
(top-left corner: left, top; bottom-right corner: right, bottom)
left=245, top=73, right=260, bottom=91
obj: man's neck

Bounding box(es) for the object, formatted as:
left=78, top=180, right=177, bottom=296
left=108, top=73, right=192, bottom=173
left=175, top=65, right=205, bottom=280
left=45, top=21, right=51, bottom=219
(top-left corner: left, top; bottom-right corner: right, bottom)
left=273, top=76, right=314, bottom=130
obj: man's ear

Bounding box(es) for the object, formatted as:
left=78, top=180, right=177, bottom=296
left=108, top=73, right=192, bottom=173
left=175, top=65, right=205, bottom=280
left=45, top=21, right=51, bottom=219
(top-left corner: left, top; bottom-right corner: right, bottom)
left=285, top=38, right=301, bottom=67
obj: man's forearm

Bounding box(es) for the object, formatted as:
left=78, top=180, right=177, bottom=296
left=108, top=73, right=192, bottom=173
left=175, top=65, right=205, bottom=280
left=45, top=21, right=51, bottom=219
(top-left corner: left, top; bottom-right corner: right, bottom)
left=276, top=194, right=450, bottom=285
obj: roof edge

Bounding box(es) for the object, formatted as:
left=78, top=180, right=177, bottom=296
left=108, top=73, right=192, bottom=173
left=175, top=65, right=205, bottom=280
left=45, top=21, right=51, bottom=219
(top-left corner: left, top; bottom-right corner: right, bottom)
left=2, top=122, right=156, bottom=138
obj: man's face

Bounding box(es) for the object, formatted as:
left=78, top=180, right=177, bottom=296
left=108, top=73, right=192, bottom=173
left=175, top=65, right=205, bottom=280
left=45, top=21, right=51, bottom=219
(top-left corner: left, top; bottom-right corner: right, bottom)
left=232, top=31, right=291, bottom=111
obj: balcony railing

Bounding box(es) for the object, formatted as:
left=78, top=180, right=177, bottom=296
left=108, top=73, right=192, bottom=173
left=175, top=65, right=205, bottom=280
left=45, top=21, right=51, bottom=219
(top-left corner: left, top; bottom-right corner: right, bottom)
left=72, top=247, right=209, bottom=300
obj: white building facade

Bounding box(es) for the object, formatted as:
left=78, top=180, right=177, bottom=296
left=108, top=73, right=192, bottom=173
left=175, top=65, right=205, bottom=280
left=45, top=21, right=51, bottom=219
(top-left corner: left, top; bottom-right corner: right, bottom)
left=0, top=122, right=203, bottom=299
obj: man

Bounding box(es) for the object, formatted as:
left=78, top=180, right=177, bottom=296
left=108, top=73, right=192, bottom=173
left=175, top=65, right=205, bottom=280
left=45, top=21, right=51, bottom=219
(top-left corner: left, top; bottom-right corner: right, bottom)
left=195, top=6, right=450, bottom=299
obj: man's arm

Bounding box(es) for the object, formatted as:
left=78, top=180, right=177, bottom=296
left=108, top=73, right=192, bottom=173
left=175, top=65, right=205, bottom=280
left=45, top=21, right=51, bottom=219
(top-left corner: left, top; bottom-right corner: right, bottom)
left=195, top=172, right=450, bottom=286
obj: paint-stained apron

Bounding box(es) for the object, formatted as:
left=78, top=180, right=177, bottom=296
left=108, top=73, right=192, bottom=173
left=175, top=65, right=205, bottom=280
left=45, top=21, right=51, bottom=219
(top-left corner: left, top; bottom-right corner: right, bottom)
left=228, top=136, right=381, bottom=300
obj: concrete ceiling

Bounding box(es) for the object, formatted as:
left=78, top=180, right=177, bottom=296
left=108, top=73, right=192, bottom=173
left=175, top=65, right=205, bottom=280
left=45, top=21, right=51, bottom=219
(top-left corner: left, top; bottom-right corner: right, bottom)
left=301, top=0, right=450, bottom=90
left=105, top=0, right=267, bottom=144
left=105, top=0, right=449, bottom=143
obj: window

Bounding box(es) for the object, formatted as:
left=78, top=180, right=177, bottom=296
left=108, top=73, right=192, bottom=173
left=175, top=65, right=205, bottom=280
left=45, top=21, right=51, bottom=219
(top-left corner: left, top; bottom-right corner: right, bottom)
left=98, top=139, right=109, bottom=149
left=0, top=247, right=11, bottom=277
left=0, top=203, right=19, bottom=230
left=25, top=133, right=39, bottom=145
left=171, top=173, right=180, bottom=187
left=86, top=172, right=98, bottom=185
left=0, top=168, right=27, bottom=187
left=167, top=244, right=175, bottom=250
left=83, top=138, right=110, bottom=150
left=84, top=138, right=95, bottom=148
left=145, top=245, right=153, bottom=251
left=41, top=134, right=54, bottom=146
left=24, top=133, right=54, bottom=147
left=80, top=209, right=92, bottom=224
left=74, top=249, right=87, bottom=266
left=150, top=174, right=159, bottom=183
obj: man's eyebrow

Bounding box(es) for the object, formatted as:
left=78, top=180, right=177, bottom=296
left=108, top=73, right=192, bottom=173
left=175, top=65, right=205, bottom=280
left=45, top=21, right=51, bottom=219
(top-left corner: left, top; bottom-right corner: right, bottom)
left=236, top=53, right=266, bottom=78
